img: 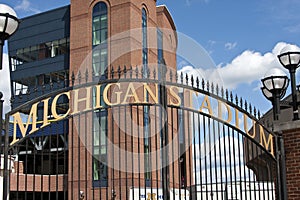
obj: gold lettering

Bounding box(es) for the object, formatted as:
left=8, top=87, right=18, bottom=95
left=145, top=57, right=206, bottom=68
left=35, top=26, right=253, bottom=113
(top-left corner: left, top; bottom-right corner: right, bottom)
left=217, top=100, right=232, bottom=123
left=11, top=102, right=39, bottom=145
left=169, top=86, right=181, bottom=106
left=199, top=95, right=213, bottom=115
left=103, top=83, right=122, bottom=106
left=72, top=86, right=92, bottom=114
left=41, top=97, right=51, bottom=128
left=143, top=83, right=158, bottom=103
left=51, top=92, right=71, bottom=120
left=235, top=108, right=240, bottom=129
left=259, top=125, right=274, bottom=156
left=94, top=85, right=103, bottom=109
left=122, top=83, right=140, bottom=104
left=244, top=114, right=255, bottom=138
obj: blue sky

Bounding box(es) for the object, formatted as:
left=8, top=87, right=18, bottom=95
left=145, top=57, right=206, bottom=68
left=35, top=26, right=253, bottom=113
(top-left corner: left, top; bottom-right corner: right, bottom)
left=1, top=0, right=300, bottom=115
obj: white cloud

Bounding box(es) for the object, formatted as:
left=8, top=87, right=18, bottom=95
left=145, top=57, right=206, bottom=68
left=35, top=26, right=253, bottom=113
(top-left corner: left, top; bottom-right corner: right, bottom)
left=225, top=42, right=237, bottom=50
left=14, top=0, right=40, bottom=14
left=0, top=54, right=11, bottom=116
left=178, top=42, right=298, bottom=90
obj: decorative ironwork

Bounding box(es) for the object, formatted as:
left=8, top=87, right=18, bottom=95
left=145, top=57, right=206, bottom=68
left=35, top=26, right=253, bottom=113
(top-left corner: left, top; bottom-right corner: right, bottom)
left=1, top=66, right=276, bottom=200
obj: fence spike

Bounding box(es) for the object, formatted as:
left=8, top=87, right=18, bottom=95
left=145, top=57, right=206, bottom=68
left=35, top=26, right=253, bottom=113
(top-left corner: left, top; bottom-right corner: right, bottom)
left=207, top=80, right=210, bottom=92
left=240, top=97, right=243, bottom=108
left=230, top=91, right=233, bottom=102
left=118, top=66, right=121, bottom=78
left=181, top=72, right=183, bottom=84
left=124, top=65, right=127, bottom=78
left=221, top=87, right=224, bottom=98
left=130, top=65, right=133, bottom=78
left=111, top=67, right=114, bottom=79
left=191, top=75, right=194, bottom=87
left=186, top=73, right=189, bottom=85
left=196, top=77, right=199, bottom=89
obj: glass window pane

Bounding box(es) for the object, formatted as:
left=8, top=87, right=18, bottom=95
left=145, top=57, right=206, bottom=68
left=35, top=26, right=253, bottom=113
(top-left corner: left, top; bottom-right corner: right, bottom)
left=93, top=17, right=100, bottom=31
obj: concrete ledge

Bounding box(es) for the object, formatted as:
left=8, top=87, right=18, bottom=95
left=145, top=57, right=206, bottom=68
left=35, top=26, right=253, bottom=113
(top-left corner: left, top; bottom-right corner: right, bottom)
left=273, top=120, right=300, bottom=132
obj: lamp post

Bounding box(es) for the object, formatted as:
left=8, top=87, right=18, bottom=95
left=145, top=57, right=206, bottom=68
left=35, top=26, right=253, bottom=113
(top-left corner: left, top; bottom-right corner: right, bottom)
left=261, top=68, right=289, bottom=200
left=278, top=45, right=300, bottom=120
left=0, top=4, right=19, bottom=200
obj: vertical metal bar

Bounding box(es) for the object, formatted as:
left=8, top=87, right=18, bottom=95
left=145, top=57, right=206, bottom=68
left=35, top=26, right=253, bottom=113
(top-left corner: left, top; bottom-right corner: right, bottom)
left=222, top=124, right=228, bottom=198
left=212, top=119, right=218, bottom=198
left=160, top=61, right=169, bottom=200
left=77, top=115, right=81, bottom=200
left=85, top=112, right=88, bottom=200
left=56, top=124, right=59, bottom=200
left=171, top=107, right=175, bottom=200
left=137, top=105, right=141, bottom=200
left=198, top=113, right=203, bottom=200
left=217, top=121, right=224, bottom=200
left=250, top=141, right=256, bottom=199
left=118, top=106, right=121, bottom=200
left=227, top=126, right=233, bottom=198
left=125, top=105, right=128, bottom=199
left=63, top=119, right=67, bottom=200
left=278, top=133, right=287, bottom=200
left=2, top=99, right=9, bottom=200
left=237, top=132, right=242, bottom=200
left=41, top=130, right=44, bottom=200
left=208, top=118, right=213, bottom=195
left=33, top=137, right=36, bottom=200
left=192, top=112, right=197, bottom=200
left=289, top=69, right=299, bottom=120
left=71, top=117, right=74, bottom=200
left=130, top=106, right=134, bottom=200
left=49, top=125, right=53, bottom=200
left=25, top=138, right=28, bottom=200
left=232, top=130, right=237, bottom=199
left=204, top=117, right=208, bottom=198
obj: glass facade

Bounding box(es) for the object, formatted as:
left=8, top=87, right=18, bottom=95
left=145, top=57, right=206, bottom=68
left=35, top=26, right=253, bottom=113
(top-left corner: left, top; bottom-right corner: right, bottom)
left=11, top=38, right=69, bottom=71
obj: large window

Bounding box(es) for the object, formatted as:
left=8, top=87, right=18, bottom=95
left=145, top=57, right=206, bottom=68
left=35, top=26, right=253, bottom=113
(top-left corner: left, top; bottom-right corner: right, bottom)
left=142, top=8, right=151, bottom=183
left=92, top=1, right=108, bottom=187
left=92, top=2, right=108, bottom=76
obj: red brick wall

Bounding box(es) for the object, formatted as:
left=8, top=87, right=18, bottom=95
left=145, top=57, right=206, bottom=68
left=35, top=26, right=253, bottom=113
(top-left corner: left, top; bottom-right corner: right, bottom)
left=283, top=127, right=300, bottom=200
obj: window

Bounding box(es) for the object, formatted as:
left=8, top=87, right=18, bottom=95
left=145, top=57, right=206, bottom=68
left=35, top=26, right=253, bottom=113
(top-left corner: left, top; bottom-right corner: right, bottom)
left=92, top=2, right=108, bottom=187
left=12, top=38, right=69, bottom=67
left=92, top=2, right=108, bottom=76
left=157, top=28, right=163, bottom=80
left=93, top=110, right=108, bottom=187
left=142, top=8, right=151, bottom=184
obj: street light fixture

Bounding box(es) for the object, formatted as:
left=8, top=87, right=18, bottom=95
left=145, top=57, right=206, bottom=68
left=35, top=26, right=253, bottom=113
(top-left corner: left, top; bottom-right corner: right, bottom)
left=261, top=68, right=289, bottom=121
left=261, top=68, right=289, bottom=200
left=0, top=4, right=19, bottom=200
left=0, top=3, right=19, bottom=70
left=278, top=45, right=300, bottom=120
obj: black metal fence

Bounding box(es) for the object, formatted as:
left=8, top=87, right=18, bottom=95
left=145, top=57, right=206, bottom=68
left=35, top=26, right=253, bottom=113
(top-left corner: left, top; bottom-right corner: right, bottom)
left=1, top=66, right=278, bottom=200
